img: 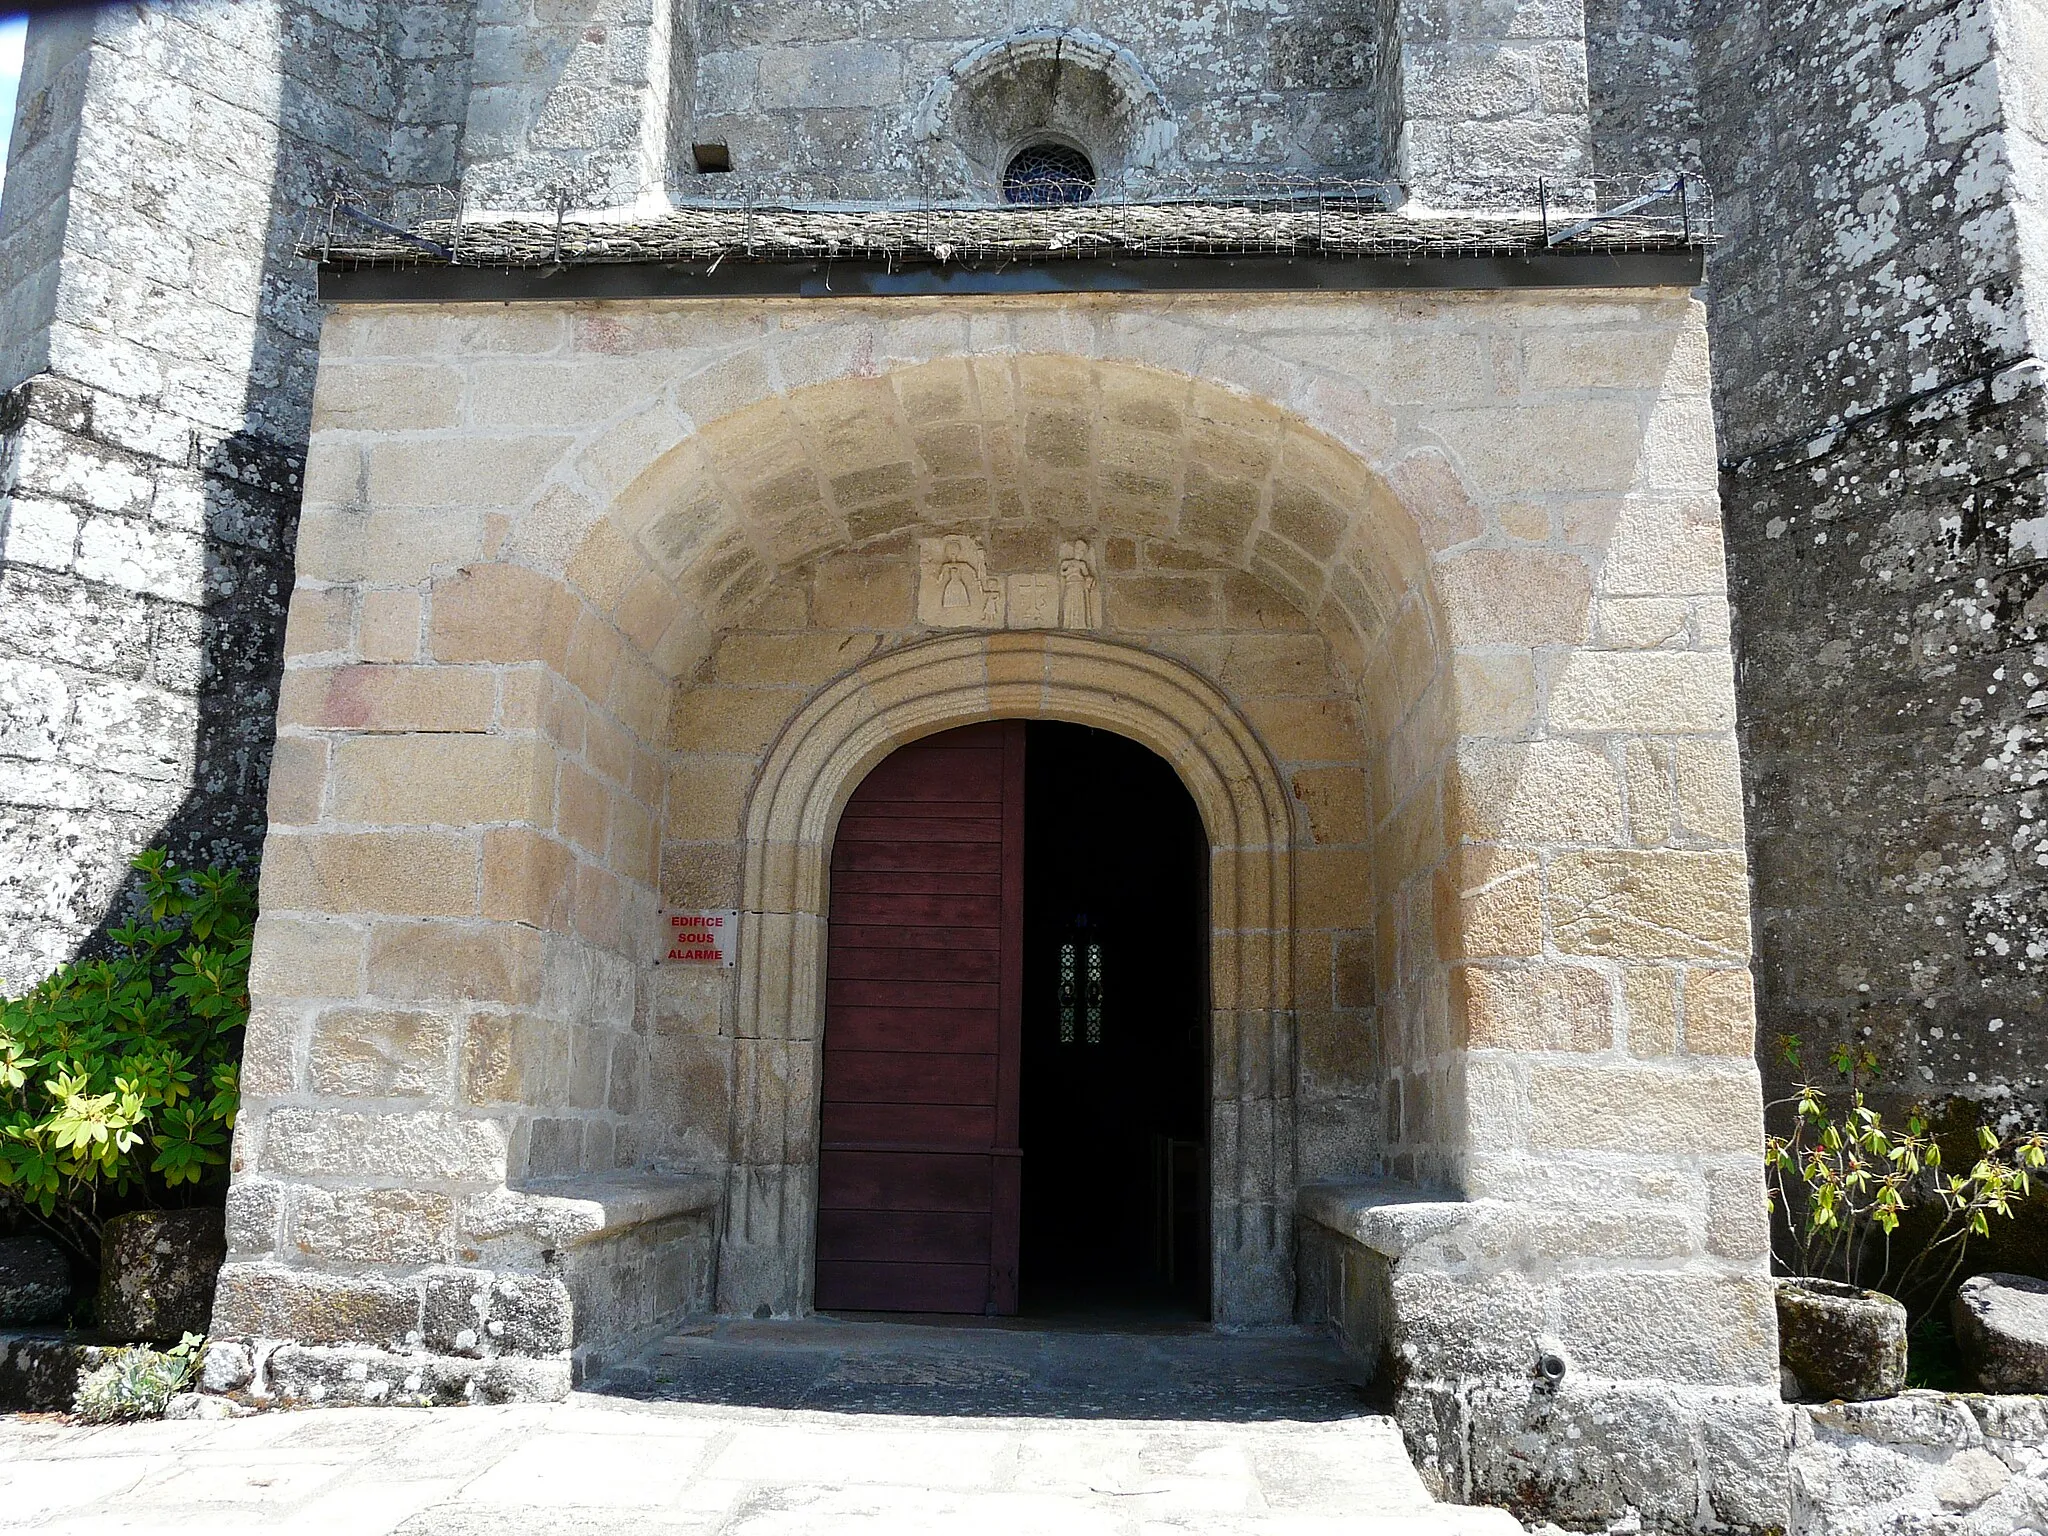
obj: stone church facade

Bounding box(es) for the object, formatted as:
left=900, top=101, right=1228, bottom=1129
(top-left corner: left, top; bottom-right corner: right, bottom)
left=0, top=0, right=2042, bottom=1530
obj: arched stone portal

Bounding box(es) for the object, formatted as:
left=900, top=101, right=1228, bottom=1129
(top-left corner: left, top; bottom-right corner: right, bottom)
left=722, top=631, right=1297, bottom=1321
left=218, top=292, right=1776, bottom=1505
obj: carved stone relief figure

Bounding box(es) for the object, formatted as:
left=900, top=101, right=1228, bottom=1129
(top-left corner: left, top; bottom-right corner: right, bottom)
left=919, top=535, right=1004, bottom=627
left=917, top=534, right=1102, bottom=630
left=1058, top=540, right=1100, bottom=630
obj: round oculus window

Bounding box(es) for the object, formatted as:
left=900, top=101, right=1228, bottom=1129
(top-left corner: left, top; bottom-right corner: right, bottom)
left=1002, top=142, right=1096, bottom=205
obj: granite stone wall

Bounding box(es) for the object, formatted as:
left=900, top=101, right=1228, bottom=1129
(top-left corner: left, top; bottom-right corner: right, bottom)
left=464, top=0, right=1594, bottom=210
left=1691, top=0, right=2048, bottom=1156
left=1585, top=0, right=1701, bottom=181
left=686, top=0, right=1400, bottom=188
left=0, top=0, right=474, bottom=992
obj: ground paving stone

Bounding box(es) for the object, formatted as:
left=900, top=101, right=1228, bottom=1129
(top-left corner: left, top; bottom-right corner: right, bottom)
left=0, top=1320, right=1523, bottom=1534
left=606, top=1318, right=1382, bottom=1420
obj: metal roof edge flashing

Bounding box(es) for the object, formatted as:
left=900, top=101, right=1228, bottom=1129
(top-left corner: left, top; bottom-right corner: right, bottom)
left=317, top=246, right=1706, bottom=303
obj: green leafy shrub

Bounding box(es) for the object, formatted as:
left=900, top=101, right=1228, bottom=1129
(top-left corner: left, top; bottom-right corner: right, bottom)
left=73, top=1332, right=205, bottom=1422
left=0, top=852, right=249, bottom=1265
left=1766, top=1038, right=2047, bottom=1313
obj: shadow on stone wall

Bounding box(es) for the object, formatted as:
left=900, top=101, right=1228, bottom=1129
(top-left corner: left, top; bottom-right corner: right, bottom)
left=0, top=1, right=475, bottom=987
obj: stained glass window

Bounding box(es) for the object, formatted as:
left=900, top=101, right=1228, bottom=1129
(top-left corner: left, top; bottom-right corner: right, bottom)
left=1058, top=941, right=1077, bottom=1044
left=1084, top=941, right=1104, bottom=1045
left=1002, top=141, right=1096, bottom=206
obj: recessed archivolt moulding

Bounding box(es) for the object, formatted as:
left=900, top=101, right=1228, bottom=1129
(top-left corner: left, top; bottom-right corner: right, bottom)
left=912, top=27, right=1181, bottom=193
left=716, top=629, right=1296, bottom=1324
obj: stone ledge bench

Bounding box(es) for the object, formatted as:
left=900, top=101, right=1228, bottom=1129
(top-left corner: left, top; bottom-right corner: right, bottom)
left=1295, top=1178, right=1791, bottom=1529
left=491, top=1171, right=724, bottom=1385
left=1295, top=1177, right=1518, bottom=1383
left=204, top=1171, right=727, bottom=1408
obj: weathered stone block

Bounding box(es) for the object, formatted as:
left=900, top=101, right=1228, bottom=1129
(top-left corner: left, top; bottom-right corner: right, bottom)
left=428, top=565, right=575, bottom=667
left=291, top=1187, right=453, bottom=1266
left=1953, top=1272, right=2048, bottom=1393
left=421, top=1266, right=572, bottom=1357
left=1778, top=1278, right=1907, bottom=1402
left=1446, top=737, right=1625, bottom=845
left=0, top=1236, right=71, bottom=1325
left=278, top=662, right=497, bottom=732
left=1705, top=1164, right=1771, bottom=1262
left=260, top=1107, right=509, bottom=1182
left=1559, top=1270, right=1778, bottom=1385
left=364, top=920, right=545, bottom=1005
left=211, top=1262, right=420, bottom=1347
left=1526, top=1060, right=1763, bottom=1152
left=98, top=1209, right=227, bottom=1344
left=668, top=685, right=797, bottom=755
left=261, top=830, right=478, bottom=917
left=357, top=589, right=422, bottom=662
left=1434, top=548, right=1593, bottom=644
left=224, top=1178, right=288, bottom=1256
left=331, top=733, right=553, bottom=825
left=1435, top=843, right=1544, bottom=958
left=308, top=1005, right=458, bottom=1097
left=1464, top=1379, right=1702, bottom=1529
left=0, top=1333, right=120, bottom=1412
left=1546, top=650, right=1737, bottom=733
left=1455, top=962, right=1613, bottom=1051
left=198, top=1339, right=253, bottom=1393
left=366, top=436, right=567, bottom=508
left=251, top=1342, right=571, bottom=1405
left=1682, top=966, right=1757, bottom=1055
left=480, top=827, right=575, bottom=929
left=1546, top=848, right=1751, bottom=960
left=813, top=559, right=912, bottom=629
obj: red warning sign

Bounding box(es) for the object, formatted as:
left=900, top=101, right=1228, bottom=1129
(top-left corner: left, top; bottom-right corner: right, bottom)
left=660, top=909, right=736, bottom=967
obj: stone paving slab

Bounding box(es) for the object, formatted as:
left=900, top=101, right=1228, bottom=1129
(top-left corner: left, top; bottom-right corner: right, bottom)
left=0, top=1323, right=1524, bottom=1534
left=603, top=1317, right=1382, bottom=1420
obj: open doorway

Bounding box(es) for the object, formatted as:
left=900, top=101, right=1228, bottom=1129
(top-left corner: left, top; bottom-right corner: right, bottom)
left=1021, top=723, right=1209, bottom=1321
left=813, top=720, right=1209, bottom=1320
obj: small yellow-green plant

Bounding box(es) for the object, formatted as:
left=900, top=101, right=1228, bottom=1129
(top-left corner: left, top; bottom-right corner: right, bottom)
left=73, top=1332, right=205, bottom=1422
left=1766, top=1038, right=2047, bottom=1311
left=0, top=852, right=248, bottom=1265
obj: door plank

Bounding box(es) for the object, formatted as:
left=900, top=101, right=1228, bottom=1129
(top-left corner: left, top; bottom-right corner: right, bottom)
left=830, top=923, right=1001, bottom=951
left=990, top=719, right=1026, bottom=1314
left=829, top=893, right=1003, bottom=928
left=814, top=1262, right=990, bottom=1312
left=822, top=1102, right=997, bottom=1146
left=831, top=871, right=1002, bottom=897
left=821, top=1051, right=998, bottom=1104
left=818, top=1150, right=995, bottom=1211
left=827, top=946, right=1003, bottom=983
left=825, top=978, right=999, bottom=1010
left=827, top=843, right=1005, bottom=876
left=815, top=1210, right=992, bottom=1263
left=823, top=1006, right=999, bottom=1053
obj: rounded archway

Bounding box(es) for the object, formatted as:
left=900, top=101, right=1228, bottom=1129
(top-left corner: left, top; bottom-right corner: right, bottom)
left=407, top=346, right=1454, bottom=1331
left=720, top=631, right=1298, bottom=1324
left=911, top=28, right=1181, bottom=195
left=563, top=352, right=1445, bottom=1323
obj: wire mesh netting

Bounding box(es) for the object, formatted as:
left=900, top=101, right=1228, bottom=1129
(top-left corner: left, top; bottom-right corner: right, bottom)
left=302, top=170, right=1713, bottom=269
left=1002, top=144, right=1098, bottom=206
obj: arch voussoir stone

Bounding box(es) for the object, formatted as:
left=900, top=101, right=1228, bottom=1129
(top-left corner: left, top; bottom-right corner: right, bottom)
left=718, top=631, right=1296, bottom=1322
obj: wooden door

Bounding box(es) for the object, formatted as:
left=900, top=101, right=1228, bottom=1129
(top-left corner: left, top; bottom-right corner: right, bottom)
left=815, top=721, right=1025, bottom=1313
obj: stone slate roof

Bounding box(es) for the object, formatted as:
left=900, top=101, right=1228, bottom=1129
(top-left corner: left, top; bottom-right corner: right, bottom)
left=306, top=199, right=1710, bottom=269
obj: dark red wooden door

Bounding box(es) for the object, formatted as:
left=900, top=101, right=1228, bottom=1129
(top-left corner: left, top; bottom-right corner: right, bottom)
left=815, top=721, right=1025, bottom=1313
